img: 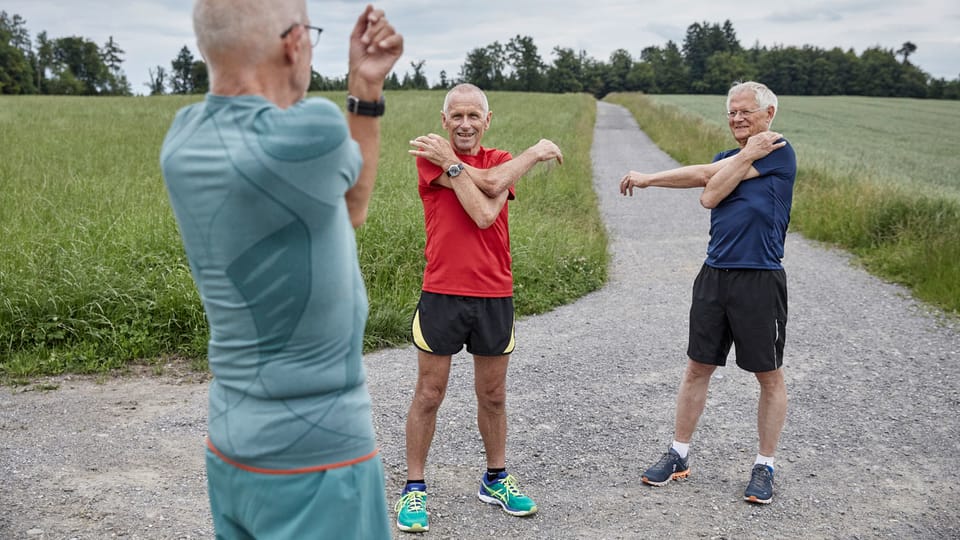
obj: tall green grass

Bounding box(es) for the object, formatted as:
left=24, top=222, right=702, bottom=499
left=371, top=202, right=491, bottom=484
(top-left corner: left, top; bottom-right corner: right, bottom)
left=0, top=91, right=606, bottom=380
left=606, top=92, right=960, bottom=314
left=648, top=94, right=960, bottom=197
left=1, top=95, right=208, bottom=378
left=357, top=90, right=606, bottom=348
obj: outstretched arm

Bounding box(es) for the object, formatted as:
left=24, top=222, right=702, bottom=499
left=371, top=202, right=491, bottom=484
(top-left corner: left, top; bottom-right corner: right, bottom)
left=409, top=135, right=563, bottom=228
left=462, top=139, right=563, bottom=198
left=619, top=162, right=723, bottom=195
left=410, top=135, right=563, bottom=198
left=618, top=131, right=785, bottom=208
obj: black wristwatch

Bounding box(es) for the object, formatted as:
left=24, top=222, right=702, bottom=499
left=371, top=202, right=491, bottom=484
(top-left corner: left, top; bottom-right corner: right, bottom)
left=446, top=163, right=464, bottom=178
left=346, top=95, right=385, bottom=117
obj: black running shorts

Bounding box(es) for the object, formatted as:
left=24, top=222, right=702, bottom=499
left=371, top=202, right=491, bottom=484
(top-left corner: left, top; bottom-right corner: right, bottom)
left=411, top=291, right=516, bottom=356
left=686, top=264, right=787, bottom=372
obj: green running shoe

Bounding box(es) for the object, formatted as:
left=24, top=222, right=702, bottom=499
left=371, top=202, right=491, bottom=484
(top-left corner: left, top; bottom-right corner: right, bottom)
left=477, top=472, right=538, bottom=516
left=395, top=487, right=428, bottom=533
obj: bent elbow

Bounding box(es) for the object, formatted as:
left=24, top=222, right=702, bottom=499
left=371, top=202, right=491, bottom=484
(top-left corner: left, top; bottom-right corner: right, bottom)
left=699, top=194, right=718, bottom=209
left=474, top=215, right=496, bottom=229
left=471, top=208, right=499, bottom=229
left=350, top=208, right=369, bottom=228
left=479, top=182, right=505, bottom=199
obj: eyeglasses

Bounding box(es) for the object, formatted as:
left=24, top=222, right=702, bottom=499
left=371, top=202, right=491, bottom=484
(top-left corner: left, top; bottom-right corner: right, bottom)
left=280, top=23, right=323, bottom=47
left=727, top=108, right=762, bottom=119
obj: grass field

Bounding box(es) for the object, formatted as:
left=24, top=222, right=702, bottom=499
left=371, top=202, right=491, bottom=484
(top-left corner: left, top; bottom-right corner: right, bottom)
left=648, top=94, right=960, bottom=197
left=606, top=92, right=960, bottom=315
left=7, top=89, right=954, bottom=381
left=0, top=91, right=606, bottom=380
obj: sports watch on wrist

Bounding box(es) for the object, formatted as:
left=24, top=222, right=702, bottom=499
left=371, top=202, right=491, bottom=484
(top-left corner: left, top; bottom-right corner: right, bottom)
left=346, top=95, right=386, bottom=117
left=446, top=163, right=464, bottom=178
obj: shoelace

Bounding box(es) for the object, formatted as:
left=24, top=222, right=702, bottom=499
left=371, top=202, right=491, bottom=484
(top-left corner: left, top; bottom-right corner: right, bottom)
left=747, top=467, right=773, bottom=490
left=396, top=491, right=426, bottom=513
left=499, top=475, right=523, bottom=496
left=654, top=452, right=680, bottom=470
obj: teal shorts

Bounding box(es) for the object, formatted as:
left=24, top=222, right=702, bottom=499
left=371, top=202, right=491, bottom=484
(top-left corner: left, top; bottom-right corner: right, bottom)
left=206, top=448, right=391, bottom=539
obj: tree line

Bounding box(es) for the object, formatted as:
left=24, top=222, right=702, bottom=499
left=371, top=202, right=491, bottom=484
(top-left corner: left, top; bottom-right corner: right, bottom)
left=1, top=12, right=131, bottom=95
left=3, top=11, right=958, bottom=99
left=447, top=22, right=959, bottom=99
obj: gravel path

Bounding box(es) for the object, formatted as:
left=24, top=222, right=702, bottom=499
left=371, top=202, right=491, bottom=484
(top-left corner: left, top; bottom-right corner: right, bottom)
left=2, top=101, right=959, bottom=539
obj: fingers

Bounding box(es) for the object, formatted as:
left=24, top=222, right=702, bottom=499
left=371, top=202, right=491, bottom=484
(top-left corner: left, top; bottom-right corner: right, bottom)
left=551, top=142, right=564, bottom=165
left=359, top=6, right=381, bottom=45
left=758, top=131, right=782, bottom=145
left=351, top=4, right=374, bottom=41
left=408, top=134, right=453, bottom=160
left=351, top=5, right=403, bottom=58
left=408, top=135, right=429, bottom=153
left=537, top=139, right=563, bottom=164
left=407, top=138, right=422, bottom=155
left=361, top=7, right=402, bottom=54
left=375, top=33, right=404, bottom=55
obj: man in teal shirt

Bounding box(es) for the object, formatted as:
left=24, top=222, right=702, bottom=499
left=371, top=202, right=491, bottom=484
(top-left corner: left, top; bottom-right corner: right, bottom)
left=160, top=1, right=402, bottom=537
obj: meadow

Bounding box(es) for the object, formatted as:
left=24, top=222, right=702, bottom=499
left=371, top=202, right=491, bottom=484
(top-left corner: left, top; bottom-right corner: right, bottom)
left=0, top=91, right=606, bottom=380
left=606, top=93, right=960, bottom=314
left=5, top=90, right=956, bottom=381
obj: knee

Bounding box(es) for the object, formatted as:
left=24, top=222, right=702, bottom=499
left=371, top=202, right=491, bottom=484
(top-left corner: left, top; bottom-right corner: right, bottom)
left=755, top=370, right=786, bottom=393
left=684, top=359, right=716, bottom=382
left=413, top=381, right=447, bottom=412
left=476, top=385, right=507, bottom=412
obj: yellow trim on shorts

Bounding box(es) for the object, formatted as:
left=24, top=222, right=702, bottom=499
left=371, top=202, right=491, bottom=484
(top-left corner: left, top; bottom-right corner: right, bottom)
left=412, top=309, right=433, bottom=352
left=504, top=322, right=516, bottom=354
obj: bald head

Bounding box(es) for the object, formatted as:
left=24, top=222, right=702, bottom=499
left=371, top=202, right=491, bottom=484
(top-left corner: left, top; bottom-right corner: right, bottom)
left=194, top=0, right=306, bottom=66
left=443, top=83, right=489, bottom=115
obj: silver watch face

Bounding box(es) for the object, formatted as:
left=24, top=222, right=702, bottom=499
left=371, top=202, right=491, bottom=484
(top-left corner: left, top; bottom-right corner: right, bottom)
left=447, top=164, right=463, bottom=177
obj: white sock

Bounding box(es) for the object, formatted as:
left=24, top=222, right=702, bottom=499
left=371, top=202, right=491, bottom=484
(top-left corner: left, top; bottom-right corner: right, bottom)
left=671, top=441, right=690, bottom=459
left=755, top=454, right=775, bottom=470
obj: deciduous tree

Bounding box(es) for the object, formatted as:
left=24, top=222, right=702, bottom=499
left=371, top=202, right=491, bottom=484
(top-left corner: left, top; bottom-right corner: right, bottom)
left=506, top=35, right=545, bottom=92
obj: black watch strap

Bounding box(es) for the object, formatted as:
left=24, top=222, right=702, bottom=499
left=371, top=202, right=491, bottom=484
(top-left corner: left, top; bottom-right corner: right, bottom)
left=346, top=95, right=386, bottom=117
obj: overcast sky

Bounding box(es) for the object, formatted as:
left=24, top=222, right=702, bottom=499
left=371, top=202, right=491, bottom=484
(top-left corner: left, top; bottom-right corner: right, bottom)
left=5, top=0, right=959, bottom=95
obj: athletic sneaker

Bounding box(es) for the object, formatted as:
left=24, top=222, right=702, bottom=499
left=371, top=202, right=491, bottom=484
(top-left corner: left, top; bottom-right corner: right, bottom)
left=744, top=464, right=775, bottom=504
left=395, top=486, right=429, bottom=532
left=641, top=448, right=690, bottom=486
left=477, top=472, right=538, bottom=516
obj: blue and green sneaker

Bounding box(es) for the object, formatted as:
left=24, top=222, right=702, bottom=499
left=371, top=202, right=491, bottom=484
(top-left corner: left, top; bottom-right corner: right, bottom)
left=395, top=485, right=428, bottom=533
left=477, top=472, right=538, bottom=516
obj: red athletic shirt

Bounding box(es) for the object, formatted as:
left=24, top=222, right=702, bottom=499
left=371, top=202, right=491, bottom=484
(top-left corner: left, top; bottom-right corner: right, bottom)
left=417, top=146, right=515, bottom=297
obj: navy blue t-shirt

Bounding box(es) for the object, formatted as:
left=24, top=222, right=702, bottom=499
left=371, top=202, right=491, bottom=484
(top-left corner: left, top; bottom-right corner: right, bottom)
left=705, top=140, right=797, bottom=270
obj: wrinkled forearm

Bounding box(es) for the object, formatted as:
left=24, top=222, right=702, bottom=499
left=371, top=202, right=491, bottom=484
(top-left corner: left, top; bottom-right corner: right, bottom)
left=463, top=147, right=542, bottom=197
left=643, top=162, right=721, bottom=189
left=450, top=171, right=509, bottom=229
left=345, top=113, right=381, bottom=227
left=699, top=153, right=756, bottom=209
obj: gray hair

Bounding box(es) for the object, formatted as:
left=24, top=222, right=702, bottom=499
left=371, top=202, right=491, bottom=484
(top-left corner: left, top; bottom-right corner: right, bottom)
left=194, top=0, right=305, bottom=64
left=442, top=83, right=489, bottom=115
left=727, top=81, right=778, bottom=124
